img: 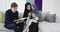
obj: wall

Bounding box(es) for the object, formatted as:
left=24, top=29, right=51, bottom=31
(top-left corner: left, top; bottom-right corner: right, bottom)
left=9, top=0, right=26, bottom=13
left=0, top=0, right=26, bottom=13
left=26, top=0, right=42, bottom=11
left=26, top=0, right=35, bottom=4
left=0, top=0, right=6, bottom=12
left=43, top=0, right=60, bottom=18
left=35, top=0, right=42, bottom=11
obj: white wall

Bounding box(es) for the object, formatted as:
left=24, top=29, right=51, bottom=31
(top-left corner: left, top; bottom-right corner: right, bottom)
left=0, top=0, right=26, bottom=13
left=8, top=0, right=26, bottom=13
left=0, top=0, right=6, bottom=12
left=43, top=0, right=60, bottom=18
left=26, top=0, right=35, bottom=4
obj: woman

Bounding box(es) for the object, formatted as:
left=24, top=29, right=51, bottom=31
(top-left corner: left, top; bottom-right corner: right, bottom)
left=23, top=4, right=40, bottom=32
left=23, top=2, right=32, bottom=21
left=23, top=2, right=32, bottom=32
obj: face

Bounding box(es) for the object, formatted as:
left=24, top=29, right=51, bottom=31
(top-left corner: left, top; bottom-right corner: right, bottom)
left=27, top=5, right=31, bottom=11
left=11, top=7, right=18, bottom=13
left=32, top=6, right=35, bottom=10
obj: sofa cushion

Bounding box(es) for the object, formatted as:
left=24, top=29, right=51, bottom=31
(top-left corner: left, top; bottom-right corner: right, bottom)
left=39, top=21, right=60, bottom=32
left=45, top=14, right=56, bottom=22
left=41, top=12, right=49, bottom=21
left=0, top=23, right=14, bottom=32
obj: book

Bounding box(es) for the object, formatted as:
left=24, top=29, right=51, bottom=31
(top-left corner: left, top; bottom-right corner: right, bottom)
left=13, top=17, right=27, bottom=22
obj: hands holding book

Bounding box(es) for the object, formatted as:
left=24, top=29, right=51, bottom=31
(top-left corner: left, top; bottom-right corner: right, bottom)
left=13, top=17, right=27, bottom=24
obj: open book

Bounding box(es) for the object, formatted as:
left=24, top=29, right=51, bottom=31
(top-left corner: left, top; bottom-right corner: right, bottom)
left=13, top=17, right=27, bottom=22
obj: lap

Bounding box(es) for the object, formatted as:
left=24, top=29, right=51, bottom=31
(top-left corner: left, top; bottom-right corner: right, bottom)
left=5, top=23, right=15, bottom=29
left=5, top=22, right=24, bottom=29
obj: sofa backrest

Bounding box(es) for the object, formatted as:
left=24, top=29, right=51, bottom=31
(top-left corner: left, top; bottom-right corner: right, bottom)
left=0, top=12, right=1, bottom=20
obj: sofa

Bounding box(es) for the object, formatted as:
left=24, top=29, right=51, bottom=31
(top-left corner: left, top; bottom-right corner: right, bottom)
left=0, top=12, right=60, bottom=32
left=38, top=12, right=60, bottom=32
left=0, top=12, right=23, bottom=32
left=39, top=21, right=60, bottom=32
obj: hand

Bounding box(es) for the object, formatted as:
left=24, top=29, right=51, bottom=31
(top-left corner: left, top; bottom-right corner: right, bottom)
left=16, top=21, right=22, bottom=24
left=16, top=21, right=20, bottom=24
left=32, top=13, right=36, bottom=17
left=28, top=13, right=31, bottom=16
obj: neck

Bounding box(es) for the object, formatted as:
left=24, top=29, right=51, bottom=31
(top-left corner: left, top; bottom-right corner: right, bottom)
left=11, top=9, right=15, bottom=13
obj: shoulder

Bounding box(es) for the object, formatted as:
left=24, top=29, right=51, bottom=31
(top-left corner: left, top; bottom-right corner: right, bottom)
left=5, top=9, right=11, bottom=14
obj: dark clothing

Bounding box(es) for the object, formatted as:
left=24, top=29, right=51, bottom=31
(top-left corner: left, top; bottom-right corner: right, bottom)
left=23, top=2, right=32, bottom=22
left=29, top=22, right=38, bottom=32
left=4, top=9, right=24, bottom=32
left=23, top=9, right=30, bottom=18
left=5, top=22, right=24, bottom=32
left=5, top=9, right=18, bottom=26
left=5, top=23, right=15, bottom=29
left=14, top=22, right=24, bottom=32
left=23, top=10, right=31, bottom=22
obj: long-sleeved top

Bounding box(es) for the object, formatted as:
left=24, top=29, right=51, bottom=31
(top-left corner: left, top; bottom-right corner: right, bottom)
left=4, top=9, right=19, bottom=27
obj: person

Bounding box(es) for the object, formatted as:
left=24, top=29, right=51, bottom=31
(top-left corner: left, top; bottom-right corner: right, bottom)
left=29, top=4, right=40, bottom=32
left=23, top=2, right=32, bottom=23
left=23, top=2, right=32, bottom=32
left=4, top=2, right=24, bottom=32
left=23, top=4, right=40, bottom=32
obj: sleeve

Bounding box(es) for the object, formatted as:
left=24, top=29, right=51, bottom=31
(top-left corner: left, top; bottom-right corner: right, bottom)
left=5, top=11, right=13, bottom=24
left=23, top=11, right=27, bottom=18
left=23, top=11, right=27, bottom=22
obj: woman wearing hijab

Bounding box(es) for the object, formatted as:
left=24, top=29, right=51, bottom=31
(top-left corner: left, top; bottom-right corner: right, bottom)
left=23, top=4, right=40, bottom=32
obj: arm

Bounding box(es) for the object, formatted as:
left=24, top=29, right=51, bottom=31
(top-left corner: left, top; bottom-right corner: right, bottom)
left=16, top=11, right=19, bottom=19
left=5, top=11, right=12, bottom=25
left=23, top=11, right=27, bottom=18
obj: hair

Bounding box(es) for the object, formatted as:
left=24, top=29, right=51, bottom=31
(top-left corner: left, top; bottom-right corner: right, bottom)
left=25, top=2, right=32, bottom=12
left=11, top=2, right=18, bottom=7
left=31, top=4, right=37, bottom=11
left=23, top=2, right=32, bottom=18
